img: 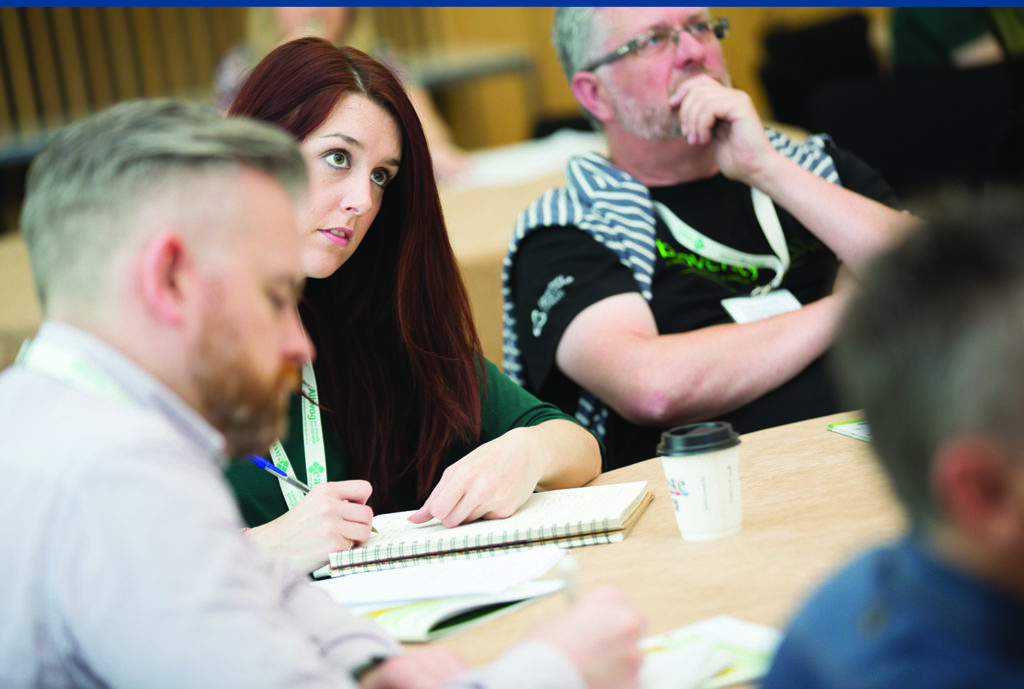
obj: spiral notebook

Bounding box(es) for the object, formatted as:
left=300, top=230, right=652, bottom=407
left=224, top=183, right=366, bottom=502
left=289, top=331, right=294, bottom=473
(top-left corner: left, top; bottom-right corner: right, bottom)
left=327, top=481, right=653, bottom=577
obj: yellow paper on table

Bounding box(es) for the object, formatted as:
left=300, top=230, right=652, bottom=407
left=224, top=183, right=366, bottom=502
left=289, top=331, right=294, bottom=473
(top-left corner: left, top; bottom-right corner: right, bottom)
left=640, top=616, right=781, bottom=689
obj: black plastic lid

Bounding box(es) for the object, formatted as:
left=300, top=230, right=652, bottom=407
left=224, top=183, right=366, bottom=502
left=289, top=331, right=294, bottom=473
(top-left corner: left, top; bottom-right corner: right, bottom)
left=657, top=421, right=740, bottom=456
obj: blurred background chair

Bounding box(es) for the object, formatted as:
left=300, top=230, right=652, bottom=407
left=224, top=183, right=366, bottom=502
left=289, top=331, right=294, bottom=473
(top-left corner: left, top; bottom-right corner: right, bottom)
left=757, top=8, right=1024, bottom=199
left=759, top=12, right=882, bottom=133
left=804, top=58, right=1024, bottom=197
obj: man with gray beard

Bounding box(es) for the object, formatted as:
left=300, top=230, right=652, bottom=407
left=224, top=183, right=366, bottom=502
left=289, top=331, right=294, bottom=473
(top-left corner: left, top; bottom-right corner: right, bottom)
left=503, top=7, right=913, bottom=469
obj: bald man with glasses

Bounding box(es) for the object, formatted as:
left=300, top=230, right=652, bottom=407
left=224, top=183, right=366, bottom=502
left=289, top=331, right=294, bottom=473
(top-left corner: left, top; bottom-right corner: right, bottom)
left=502, top=7, right=914, bottom=470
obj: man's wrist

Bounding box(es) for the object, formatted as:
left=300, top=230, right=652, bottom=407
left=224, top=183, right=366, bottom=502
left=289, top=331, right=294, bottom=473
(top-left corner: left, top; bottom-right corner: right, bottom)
left=745, top=149, right=792, bottom=198
left=351, top=654, right=392, bottom=682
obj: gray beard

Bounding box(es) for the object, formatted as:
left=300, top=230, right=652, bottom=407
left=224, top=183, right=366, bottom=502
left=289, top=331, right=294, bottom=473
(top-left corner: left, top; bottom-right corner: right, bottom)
left=610, top=91, right=684, bottom=141
left=606, top=67, right=730, bottom=141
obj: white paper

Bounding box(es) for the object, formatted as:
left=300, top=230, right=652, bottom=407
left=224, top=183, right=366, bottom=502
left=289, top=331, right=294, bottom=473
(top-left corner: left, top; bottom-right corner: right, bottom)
left=828, top=420, right=872, bottom=442
left=348, top=578, right=564, bottom=642
left=640, top=639, right=730, bottom=689
left=314, top=545, right=566, bottom=606
left=720, top=288, right=801, bottom=324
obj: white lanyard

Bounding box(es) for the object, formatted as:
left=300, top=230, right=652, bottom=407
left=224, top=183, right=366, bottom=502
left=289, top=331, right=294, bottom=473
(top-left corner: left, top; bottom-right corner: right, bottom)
left=20, top=337, right=325, bottom=509
left=268, top=360, right=327, bottom=508
left=653, top=187, right=790, bottom=296
left=16, top=337, right=134, bottom=407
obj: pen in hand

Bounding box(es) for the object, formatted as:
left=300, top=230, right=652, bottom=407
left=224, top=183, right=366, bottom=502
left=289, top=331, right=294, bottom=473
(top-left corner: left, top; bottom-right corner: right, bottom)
left=246, top=454, right=311, bottom=494
left=245, top=454, right=379, bottom=534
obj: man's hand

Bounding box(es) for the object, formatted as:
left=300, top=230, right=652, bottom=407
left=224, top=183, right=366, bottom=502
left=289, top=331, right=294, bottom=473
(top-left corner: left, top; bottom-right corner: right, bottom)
left=359, top=647, right=470, bottom=689
left=244, top=480, right=373, bottom=572
left=669, top=74, right=775, bottom=185
left=527, top=587, right=646, bottom=689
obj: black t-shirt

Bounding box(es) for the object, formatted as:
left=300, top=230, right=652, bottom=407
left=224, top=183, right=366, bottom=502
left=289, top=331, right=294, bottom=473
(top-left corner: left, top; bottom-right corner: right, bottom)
left=511, top=143, right=900, bottom=470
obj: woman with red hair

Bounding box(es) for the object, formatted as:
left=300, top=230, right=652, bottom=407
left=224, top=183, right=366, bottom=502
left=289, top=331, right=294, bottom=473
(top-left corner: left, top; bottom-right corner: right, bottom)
left=224, top=38, right=601, bottom=573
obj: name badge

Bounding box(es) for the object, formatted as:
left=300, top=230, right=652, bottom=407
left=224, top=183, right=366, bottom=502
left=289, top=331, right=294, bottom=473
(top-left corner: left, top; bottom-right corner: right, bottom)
left=721, top=288, right=802, bottom=324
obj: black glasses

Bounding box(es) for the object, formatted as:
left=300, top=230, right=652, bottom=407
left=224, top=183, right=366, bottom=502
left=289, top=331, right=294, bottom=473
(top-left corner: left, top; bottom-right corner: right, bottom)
left=582, top=18, right=730, bottom=72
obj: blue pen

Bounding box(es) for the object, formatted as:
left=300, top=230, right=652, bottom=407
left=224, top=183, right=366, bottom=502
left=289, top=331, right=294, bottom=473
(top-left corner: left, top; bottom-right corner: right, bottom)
left=246, top=454, right=311, bottom=494
left=246, top=454, right=379, bottom=533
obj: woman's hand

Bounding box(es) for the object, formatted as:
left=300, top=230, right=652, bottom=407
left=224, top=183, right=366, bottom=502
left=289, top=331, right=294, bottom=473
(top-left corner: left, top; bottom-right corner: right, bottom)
left=407, top=427, right=543, bottom=527
left=244, top=480, right=374, bottom=573
left=408, top=420, right=601, bottom=528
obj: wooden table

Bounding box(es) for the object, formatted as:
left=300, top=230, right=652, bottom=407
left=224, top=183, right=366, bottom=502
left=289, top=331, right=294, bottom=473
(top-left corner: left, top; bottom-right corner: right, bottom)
left=439, top=410, right=905, bottom=665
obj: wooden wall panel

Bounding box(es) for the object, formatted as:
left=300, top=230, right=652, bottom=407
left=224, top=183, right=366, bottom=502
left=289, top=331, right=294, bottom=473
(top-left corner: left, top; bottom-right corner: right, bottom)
left=50, top=7, right=91, bottom=121
left=130, top=7, right=167, bottom=98
left=1, top=7, right=39, bottom=139
left=77, top=7, right=115, bottom=110
left=25, top=9, right=66, bottom=131
left=158, top=8, right=192, bottom=96
left=102, top=7, right=143, bottom=101
left=0, top=42, right=14, bottom=140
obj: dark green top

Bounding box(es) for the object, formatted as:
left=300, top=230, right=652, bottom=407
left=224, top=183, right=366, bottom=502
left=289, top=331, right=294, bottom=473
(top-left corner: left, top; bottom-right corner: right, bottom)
left=225, top=358, right=594, bottom=527
left=891, top=8, right=995, bottom=70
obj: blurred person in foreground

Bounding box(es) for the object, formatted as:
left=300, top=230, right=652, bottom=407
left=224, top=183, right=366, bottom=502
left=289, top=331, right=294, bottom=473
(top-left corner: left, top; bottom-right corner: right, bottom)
left=503, top=7, right=913, bottom=470
left=762, top=193, right=1024, bottom=688
left=0, top=98, right=643, bottom=689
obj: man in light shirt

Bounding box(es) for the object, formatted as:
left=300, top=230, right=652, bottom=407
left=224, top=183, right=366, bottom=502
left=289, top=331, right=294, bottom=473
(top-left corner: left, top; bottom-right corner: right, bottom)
left=0, top=99, right=643, bottom=689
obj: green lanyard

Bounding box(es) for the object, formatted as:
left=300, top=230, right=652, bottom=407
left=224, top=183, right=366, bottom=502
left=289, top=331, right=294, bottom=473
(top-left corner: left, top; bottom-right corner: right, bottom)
left=268, top=360, right=328, bottom=508
left=16, top=337, right=134, bottom=407
left=654, top=187, right=790, bottom=297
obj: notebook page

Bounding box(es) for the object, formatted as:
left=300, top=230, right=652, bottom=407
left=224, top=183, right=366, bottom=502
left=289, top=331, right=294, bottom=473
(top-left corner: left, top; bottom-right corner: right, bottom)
left=316, top=546, right=566, bottom=605
left=368, top=480, right=650, bottom=547
left=329, top=481, right=651, bottom=572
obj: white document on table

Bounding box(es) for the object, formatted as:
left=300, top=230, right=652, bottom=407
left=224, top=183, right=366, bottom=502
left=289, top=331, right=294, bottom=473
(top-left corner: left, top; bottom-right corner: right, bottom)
left=314, top=545, right=567, bottom=606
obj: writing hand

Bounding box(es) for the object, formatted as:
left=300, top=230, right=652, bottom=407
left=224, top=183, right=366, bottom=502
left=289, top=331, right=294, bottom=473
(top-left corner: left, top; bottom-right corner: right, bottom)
left=244, top=480, right=373, bottom=573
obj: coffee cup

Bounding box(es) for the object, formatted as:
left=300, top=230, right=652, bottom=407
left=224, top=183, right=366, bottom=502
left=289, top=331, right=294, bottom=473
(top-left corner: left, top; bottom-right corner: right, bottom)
left=657, top=421, right=742, bottom=541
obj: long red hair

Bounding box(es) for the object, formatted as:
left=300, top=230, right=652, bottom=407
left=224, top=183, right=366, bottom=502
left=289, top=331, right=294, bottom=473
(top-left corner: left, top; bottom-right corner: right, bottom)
left=230, top=38, right=483, bottom=510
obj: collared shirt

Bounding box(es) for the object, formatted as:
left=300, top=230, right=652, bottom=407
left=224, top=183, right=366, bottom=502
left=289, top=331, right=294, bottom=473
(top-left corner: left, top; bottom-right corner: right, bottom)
left=0, top=322, right=583, bottom=689
left=762, top=535, right=1024, bottom=689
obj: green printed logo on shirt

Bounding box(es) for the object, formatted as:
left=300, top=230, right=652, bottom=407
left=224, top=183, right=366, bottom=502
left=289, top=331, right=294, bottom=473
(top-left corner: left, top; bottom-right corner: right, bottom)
left=657, top=238, right=760, bottom=285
